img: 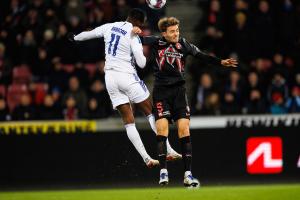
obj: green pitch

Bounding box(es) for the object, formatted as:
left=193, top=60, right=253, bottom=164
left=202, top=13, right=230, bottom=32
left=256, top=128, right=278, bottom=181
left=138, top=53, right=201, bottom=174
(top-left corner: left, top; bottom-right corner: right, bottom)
left=1, top=184, right=300, bottom=200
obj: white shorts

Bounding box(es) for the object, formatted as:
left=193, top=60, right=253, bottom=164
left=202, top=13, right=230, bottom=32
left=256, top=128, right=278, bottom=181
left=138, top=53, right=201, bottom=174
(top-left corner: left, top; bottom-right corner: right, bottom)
left=105, top=70, right=150, bottom=109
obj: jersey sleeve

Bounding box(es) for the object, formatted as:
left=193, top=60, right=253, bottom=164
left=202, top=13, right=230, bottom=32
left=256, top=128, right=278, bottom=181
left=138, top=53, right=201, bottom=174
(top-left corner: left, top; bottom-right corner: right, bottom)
left=183, top=38, right=222, bottom=66
left=139, top=35, right=160, bottom=45
left=74, top=23, right=110, bottom=41
left=131, top=35, right=146, bottom=68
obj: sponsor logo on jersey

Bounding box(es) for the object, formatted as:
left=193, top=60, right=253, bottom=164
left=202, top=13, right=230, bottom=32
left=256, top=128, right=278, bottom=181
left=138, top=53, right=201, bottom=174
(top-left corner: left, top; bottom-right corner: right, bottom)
left=175, top=43, right=182, bottom=50
left=247, top=137, right=283, bottom=174
left=157, top=44, right=184, bottom=72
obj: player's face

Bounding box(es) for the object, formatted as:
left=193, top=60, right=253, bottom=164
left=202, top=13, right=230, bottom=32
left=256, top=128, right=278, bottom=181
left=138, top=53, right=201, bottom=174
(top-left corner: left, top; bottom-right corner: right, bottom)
left=163, top=25, right=180, bottom=43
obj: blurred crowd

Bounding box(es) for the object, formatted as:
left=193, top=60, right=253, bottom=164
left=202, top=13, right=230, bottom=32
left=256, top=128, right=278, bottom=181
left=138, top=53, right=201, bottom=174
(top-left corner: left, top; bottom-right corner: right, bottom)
left=189, top=0, right=300, bottom=115
left=0, top=0, right=164, bottom=121
left=0, top=0, right=299, bottom=121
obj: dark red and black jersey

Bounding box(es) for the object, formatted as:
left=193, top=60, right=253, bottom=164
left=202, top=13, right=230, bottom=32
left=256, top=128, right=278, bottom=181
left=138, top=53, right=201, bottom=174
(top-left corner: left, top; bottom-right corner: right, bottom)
left=141, top=36, right=222, bottom=87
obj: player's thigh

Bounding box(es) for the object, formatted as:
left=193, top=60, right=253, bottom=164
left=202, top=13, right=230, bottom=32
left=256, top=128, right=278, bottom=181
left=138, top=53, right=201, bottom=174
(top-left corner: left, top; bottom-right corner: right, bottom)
left=152, top=87, right=172, bottom=121
left=105, top=72, right=130, bottom=109
left=172, top=86, right=190, bottom=121
left=176, top=118, right=190, bottom=138
left=155, top=118, right=169, bottom=137
left=135, top=97, right=153, bottom=116
left=123, top=74, right=150, bottom=104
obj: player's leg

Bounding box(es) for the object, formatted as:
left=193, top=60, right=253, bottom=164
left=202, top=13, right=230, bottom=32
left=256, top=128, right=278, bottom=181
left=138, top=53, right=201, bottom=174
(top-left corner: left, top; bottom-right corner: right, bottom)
left=176, top=118, right=199, bottom=188
left=135, top=98, right=182, bottom=161
left=174, top=86, right=199, bottom=188
left=156, top=118, right=169, bottom=185
left=116, top=103, right=158, bottom=168
left=105, top=71, right=158, bottom=168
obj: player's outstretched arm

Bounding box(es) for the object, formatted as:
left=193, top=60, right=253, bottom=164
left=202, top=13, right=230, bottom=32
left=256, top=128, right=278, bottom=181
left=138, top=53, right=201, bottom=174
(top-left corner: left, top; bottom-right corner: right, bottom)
left=220, top=58, right=238, bottom=68
left=185, top=38, right=238, bottom=68
left=68, top=24, right=110, bottom=42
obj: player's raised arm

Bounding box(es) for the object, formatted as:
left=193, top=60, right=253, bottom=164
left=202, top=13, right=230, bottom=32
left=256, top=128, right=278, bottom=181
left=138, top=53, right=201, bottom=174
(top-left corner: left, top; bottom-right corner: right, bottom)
left=131, top=35, right=146, bottom=68
left=68, top=24, right=110, bottom=42
left=184, top=38, right=238, bottom=68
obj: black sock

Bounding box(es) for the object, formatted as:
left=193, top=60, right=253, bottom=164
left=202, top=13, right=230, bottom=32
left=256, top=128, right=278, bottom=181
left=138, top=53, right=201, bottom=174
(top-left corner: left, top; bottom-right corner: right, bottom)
left=180, top=136, right=192, bottom=172
left=157, top=135, right=167, bottom=169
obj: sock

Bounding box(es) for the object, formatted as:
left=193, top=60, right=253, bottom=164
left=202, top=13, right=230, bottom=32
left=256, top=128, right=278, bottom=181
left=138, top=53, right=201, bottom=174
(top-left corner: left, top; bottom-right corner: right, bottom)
left=157, top=135, right=167, bottom=169
left=125, top=123, right=150, bottom=163
left=180, top=136, right=192, bottom=172
left=147, top=114, right=174, bottom=154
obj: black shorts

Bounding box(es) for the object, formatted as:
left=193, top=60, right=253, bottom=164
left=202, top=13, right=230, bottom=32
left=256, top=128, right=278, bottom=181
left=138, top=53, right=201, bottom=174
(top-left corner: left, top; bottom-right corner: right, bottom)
left=152, top=85, right=190, bottom=122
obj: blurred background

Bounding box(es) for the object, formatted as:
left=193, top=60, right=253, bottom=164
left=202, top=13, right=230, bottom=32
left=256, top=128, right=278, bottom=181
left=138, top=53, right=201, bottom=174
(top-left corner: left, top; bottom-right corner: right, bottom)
left=0, top=0, right=299, bottom=189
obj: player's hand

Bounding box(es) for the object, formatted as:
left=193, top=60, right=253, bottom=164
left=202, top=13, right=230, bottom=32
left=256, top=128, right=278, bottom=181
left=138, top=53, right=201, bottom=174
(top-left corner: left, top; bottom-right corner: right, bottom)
left=132, top=26, right=142, bottom=35
left=221, top=58, right=238, bottom=67
left=67, top=33, right=75, bottom=42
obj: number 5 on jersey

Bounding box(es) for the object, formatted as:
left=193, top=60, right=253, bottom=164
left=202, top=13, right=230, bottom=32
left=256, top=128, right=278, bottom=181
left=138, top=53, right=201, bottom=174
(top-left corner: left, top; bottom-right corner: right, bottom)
left=108, top=33, right=120, bottom=56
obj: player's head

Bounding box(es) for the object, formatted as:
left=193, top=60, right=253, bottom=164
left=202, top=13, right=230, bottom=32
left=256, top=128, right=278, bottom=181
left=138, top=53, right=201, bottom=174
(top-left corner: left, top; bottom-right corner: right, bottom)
left=158, top=17, right=180, bottom=43
left=127, top=8, right=147, bottom=28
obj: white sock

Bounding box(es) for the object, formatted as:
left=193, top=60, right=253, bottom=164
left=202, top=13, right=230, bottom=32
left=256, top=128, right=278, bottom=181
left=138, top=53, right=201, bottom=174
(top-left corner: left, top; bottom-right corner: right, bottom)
left=146, top=114, right=174, bottom=154
left=125, top=123, right=150, bottom=163
left=160, top=168, right=168, bottom=174
left=184, top=171, right=192, bottom=177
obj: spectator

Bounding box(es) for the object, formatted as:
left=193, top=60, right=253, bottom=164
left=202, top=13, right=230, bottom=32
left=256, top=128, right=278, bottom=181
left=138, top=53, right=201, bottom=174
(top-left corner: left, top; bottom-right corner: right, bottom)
left=91, top=60, right=105, bottom=83
left=244, top=71, right=264, bottom=101
left=224, top=70, right=243, bottom=106
left=221, top=91, right=241, bottom=114
left=201, top=92, right=221, bottom=115
left=230, top=12, right=252, bottom=62
left=48, top=57, right=69, bottom=91
left=63, top=95, right=79, bottom=120
left=39, top=94, right=62, bottom=119
left=267, top=72, right=289, bottom=102
left=86, top=98, right=104, bottom=119
left=245, top=89, right=267, bottom=114
left=0, top=0, right=299, bottom=118
left=20, top=30, right=38, bottom=66
left=12, top=93, right=36, bottom=120
left=62, top=76, right=87, bottom=115
left=252, top=0, right=275, bottom=58
left=285, top=86, right=300, bottom=113
left=270, top=92, right=287, bottom=114
left=199, top=26, right=225, bottom=57
left=277, top=0, right=296, bottom=54
left=88, top=79, right=112, bottom=117
left=55, top=23, right=78, bottom=63
left=0, top=43, right=12, bottom=85
left=192, top=73, right=215, bottom=114
left=0, top=96, right=10, bottom=121
left=71, top=62, right=89, bottom=89
left=32, top=48, right=51, bottom=81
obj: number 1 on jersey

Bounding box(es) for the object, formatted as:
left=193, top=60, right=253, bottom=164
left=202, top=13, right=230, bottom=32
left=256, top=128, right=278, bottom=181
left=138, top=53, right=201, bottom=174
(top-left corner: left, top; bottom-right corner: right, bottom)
left=108, top=33, right=120, bottom=56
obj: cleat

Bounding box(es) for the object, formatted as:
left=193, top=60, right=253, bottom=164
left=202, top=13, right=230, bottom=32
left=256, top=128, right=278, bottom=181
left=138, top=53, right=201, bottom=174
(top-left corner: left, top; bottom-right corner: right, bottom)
left=159, top=169, right=169, bottom=185
left=166, top=151, right=182, bottom=161
left=145, top=158, right=159, bottom=168
left=183, top=171, right=200, bottom=188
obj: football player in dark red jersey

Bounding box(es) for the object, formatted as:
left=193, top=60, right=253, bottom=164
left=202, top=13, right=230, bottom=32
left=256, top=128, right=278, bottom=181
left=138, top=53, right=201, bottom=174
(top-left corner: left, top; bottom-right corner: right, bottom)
left=134, top=17, right=237, bottom=187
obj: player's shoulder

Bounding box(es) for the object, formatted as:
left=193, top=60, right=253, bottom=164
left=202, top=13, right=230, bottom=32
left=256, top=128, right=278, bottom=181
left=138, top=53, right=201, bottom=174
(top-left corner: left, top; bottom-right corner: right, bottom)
left=179, top=37, right=190, bottom=45
left=179, top=37, right=196, bottom=50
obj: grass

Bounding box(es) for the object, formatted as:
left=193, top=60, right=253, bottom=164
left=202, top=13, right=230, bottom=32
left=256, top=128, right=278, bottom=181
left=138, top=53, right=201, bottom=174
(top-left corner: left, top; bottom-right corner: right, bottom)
left=0, top=184, right=300, bottom=200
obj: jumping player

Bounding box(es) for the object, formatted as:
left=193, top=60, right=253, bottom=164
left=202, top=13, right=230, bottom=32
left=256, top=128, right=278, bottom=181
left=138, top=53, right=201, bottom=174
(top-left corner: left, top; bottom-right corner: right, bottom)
left=136, top=17, right=238, bottom=186
left=67, top=9, right=181, bottom=168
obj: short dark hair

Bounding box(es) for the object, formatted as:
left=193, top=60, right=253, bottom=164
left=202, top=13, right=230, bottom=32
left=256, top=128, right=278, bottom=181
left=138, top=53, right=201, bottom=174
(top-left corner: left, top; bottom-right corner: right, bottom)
left=127, top=8, right=146, bottom=24
left=158, top=17, right=180, bottom=32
